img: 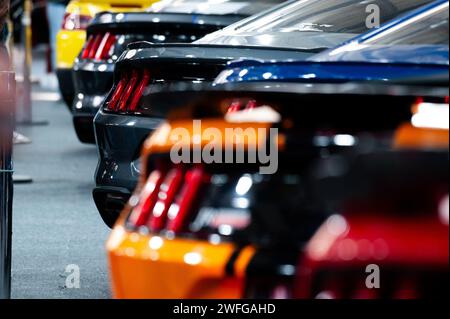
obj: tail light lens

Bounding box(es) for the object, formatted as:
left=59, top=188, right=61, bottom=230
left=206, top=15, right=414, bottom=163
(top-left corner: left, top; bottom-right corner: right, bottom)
left=81, top=33, right=117, bottom=61
left=149, top=167, right=184, bottom=232
left=106, top=70, right=150, bottom=113
left=117, top=70, right=139, bottom=112
left=61, top=13, right=92, bottom=31
left=227, top=99, right=260, bottom=113
left=128, top=165, right=210, bottom=235
left=166, top=167, right=208, bottom=233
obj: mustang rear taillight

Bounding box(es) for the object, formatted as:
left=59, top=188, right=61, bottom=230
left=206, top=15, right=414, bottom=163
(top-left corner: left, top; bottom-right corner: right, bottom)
left=81, top=33, right=117, bottom=61
left=106, top=75, right=128, bottom=111
left=128, top=70, right=151, bottom=112
left=128, top=165, right=209, bottom=234
left=61, top=13, right=92, bottom=31
left=166, top=167, right=208, bottom=233
left=118, top=71, right=139, bottom=112
left=106, top=70, right=150, bottom=113
left=128, top=170, right=164, bottom=227
left=149, top=167, right=184, bottom=232
left=227, top=99, right=259, bottom=113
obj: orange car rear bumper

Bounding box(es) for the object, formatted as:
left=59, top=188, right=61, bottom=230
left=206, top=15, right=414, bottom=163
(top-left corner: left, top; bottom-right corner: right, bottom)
left=107, top=221, right=255, bottom=299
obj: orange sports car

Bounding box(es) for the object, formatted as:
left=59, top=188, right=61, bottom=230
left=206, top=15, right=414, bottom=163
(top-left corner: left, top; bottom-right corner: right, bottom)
left=106, top=83, right=448, bottom=298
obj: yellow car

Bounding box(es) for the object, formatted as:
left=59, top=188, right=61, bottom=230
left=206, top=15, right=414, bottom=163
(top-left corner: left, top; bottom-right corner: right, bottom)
left=56, top=0, right=157, bottom=106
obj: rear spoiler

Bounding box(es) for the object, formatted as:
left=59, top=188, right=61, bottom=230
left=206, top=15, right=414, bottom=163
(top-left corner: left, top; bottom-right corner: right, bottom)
left=115, top=43, right=319, bottom=71
left=88, top=11, right=245, bottom=34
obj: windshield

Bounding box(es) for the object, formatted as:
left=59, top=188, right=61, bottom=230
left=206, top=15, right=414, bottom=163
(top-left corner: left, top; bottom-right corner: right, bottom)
left=232, top=0, right=432, bottom=34
left=365, top=1, right=449, bottom=45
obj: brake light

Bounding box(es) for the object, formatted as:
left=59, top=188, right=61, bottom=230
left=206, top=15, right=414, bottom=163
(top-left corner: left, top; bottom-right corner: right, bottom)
left=128, top=70, right=151, bottom=112
left=106, top=75, right=128, bottom=111
left=148, top=167, right=184, bottom=232
left=106, top=70, right=150, bottom=113
left=95, top=33, right=116, bottom=60
left=81, top=35, right=95, bottom=59
left=81, top=33, right=117, bottom=61
left=61, top=13, right=92, bottom=31
left=128, top=170, right=164, bottom=227
left=227, top=99, right=259, bottom=113
left=118, top=71, right=139, bottom=112
left=128, top=165, right=209, bottom=234
left=167, top=167, right=208, bottom=233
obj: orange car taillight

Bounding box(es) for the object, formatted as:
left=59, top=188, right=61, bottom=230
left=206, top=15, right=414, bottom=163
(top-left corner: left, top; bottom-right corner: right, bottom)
left=128, top=170, right=164, bottom=227
left=227, top=99, right=259, bottom=113
left=106, top=70, right=149, bottom=113
left=166, top=167, right=207, bottom=233
left=81, top=33, right=117, bottom=61
left=149, top=167, right=184, bottom=231
left=128, top=165, right=209, bottom=234
left=61, top=13, right=92, bottom=31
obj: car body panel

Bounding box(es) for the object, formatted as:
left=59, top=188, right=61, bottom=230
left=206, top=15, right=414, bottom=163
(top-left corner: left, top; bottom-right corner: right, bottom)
left=55, top=0, right=156, bottom=108
left=213, top=60, right=449, bottom=85
left=56, top=0, right=153, bottom=69
left=72, top=0, right=284, bottom=143
left=107, top=219, right=255, bottom=299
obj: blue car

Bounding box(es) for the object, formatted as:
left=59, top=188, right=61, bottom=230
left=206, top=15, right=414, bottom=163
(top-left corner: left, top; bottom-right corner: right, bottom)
left=214, top=0, right=448, bottom=86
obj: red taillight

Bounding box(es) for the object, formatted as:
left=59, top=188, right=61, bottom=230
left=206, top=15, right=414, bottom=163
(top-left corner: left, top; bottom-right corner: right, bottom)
left=106, top=70, right=150, bottom=113
left=227, top=99, right=260, bottom=113
left=128, top=170, right=164, bottom=227
left=87, top=34, right=103, bottom=60
left=95, top=32, right=116, bottom=60
left=106, top=75, right=128, bottom=111
left=61, top=13, right=92, bottom=31
left=128, top=165, right=208, bottom=233
left=128, top=70, right=151, bottom=112
left=81, top=35, right=95, bottom=59
left=148, top=167, right=184, bottom=232
left=81, top=33, right=116, bottom=61
left=227, top=101, right=244, bottom=113
left=166, top=167, right=208, bottom=233
left=118, top=71, right=139, bottom=112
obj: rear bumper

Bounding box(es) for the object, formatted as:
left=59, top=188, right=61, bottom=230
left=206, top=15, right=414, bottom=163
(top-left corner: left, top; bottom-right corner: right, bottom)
left=93, top=110, right=163, bottom=222
left=56, top=68, right=75, bottom=108
left=73, top=114, right=96, bottom=144
left=72, top=61, right=114, bottom=144
left=72, top=60, right=114, bottom=114
left=107, top=221, right=255, bottom=298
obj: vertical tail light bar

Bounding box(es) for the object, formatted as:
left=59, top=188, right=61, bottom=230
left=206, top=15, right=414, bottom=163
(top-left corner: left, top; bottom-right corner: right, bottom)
left=117, top=71, right=139, bottom=112
left=95, top=32, right=116, bottom=61
left=106, top=74, right=128, bottom=111
left=148, top=167, right=184, bottom=232
left=127, top=70, right=151, bottom=112
left=81, top=35, right=95, bottom=59
left=87, top=34, right=103, bottom=60
left=106, top=70, right=150, bottom=113
left=166, top=167, right=208, bottom=233
left=128, top=170, right=164, bottom=227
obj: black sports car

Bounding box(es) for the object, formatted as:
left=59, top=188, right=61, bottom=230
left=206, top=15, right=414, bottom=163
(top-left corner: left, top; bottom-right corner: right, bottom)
left=72, top=0, right=283, bottom=143
left=93, top=0, right=433, bottom=227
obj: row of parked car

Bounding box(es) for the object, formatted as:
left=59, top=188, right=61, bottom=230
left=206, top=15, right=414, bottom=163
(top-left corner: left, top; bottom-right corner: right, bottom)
left=56, top=0, right=448, bottom=298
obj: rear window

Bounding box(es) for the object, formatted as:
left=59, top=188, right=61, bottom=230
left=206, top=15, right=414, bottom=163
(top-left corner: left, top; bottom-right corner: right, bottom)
left=234, top=0, right=432, bottom=34
left=365, top=2, right=449, bottom=45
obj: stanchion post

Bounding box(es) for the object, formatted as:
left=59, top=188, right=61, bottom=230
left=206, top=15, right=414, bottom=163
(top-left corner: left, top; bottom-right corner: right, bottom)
left=15, top=0, right=32, bottom=124
left=0, top=69, right=15, bottom=300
